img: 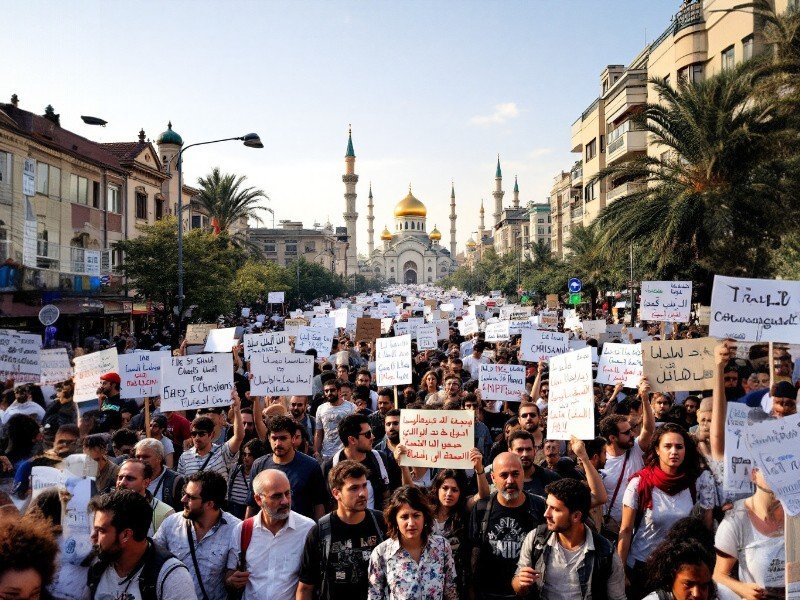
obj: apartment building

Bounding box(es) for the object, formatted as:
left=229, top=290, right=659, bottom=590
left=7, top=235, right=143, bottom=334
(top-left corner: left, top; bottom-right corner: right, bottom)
left=527, top=202, right=552, bottom=258
left=249, top=221, right=348, bottom=275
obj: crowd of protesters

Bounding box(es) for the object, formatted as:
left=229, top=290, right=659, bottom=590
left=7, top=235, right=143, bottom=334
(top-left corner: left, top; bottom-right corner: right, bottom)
left=0, top=287, right=794, bottom=600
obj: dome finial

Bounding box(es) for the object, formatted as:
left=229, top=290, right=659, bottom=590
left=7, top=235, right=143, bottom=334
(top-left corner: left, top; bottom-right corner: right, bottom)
left=345, top=125, right=355, bottom=158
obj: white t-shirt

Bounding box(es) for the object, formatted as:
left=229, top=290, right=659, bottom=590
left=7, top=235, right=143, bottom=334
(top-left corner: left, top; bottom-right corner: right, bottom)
left=623, top=469, right=716, bottom=566
left=94, top=556, right=197, bottom=600
left=315, top=401, right=355, bottom=458
left=157, top=436, right=175, bottom=456
left=462, top=354, right=491, bottom=379
left=715, top=499, right=786, bottom=590
left=601, top=440, right=645, bottom=523
left=541, top=535, right=588, bottom=600
left=0, top=400, right=45, bottom=424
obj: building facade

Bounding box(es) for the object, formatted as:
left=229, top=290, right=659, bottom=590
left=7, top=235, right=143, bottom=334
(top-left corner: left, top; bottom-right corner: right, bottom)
left=249, top=220, right=348, bottom=272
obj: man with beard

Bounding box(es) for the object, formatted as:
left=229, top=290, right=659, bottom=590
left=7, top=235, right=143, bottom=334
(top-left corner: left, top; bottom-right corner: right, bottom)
left=290, top=395, right=316, bottom=441
left=116, top=459, right=175, bottom=535
left=508, top=430, right=560, bottom=497
left=134, top=438, right=185, bottom=512
left=297, top=461, right=386, bottom=599
left=468, top=452, right=546, bottom=600
left=512, top=479, right=625, bottom=600
left=373, top=408, right=402, bottom=490
left=154, top=471, right=240, bottom=600
left=367, top=388, right=393, bottom=442
left=518, top=402, right=545, bottom=459
left=87, top=490, right=196, bottom=600
left=226, top=470, right=315, bottom=600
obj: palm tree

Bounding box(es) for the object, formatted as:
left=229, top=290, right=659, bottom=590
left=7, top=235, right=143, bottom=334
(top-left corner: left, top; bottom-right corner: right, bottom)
left=595, top=63, right=795, bottom=283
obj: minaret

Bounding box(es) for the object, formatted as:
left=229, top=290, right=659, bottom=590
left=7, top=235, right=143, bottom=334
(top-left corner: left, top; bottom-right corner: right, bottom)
left=513, top=175, right=520, bottom=208
left=449, top=181, right=457, bottom=256
left=479, top=199, right=485, bottom=231
left=343, top=126, right=359, bottom=275
left=493, top=155, right=504, bottom=227
left=367, top=182, right=375, bottom=256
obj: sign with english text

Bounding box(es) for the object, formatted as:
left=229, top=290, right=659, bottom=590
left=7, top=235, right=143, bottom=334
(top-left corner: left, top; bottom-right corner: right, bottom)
left=520, top=329, right=569, bottom=362
left=479, top=363, right=526, bottom=401
left=160, top=353, right=234, bottom=412
left=118, top=352, right=161, bottom=399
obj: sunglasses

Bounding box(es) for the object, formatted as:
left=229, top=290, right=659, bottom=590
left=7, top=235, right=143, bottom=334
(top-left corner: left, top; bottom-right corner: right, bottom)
left=357, top=430, right=374, bottom=439
left=190, top=431, right=209, bottom=437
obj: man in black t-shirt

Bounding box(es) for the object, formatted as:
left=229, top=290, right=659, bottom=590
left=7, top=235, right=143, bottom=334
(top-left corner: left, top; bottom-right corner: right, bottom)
left=297, top=460, right=386, bottom=600
left=508, top=429, right=560, bottom=497
left=468, top=452, right=546, bottom=600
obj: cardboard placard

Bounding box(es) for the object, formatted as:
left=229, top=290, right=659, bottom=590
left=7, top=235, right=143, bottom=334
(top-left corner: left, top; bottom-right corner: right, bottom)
left=479, top=363, right=526, bottom=401
left=249, top=353, right=313, bottom=396
left=118, top=352, right=161, bottom=399
left=160, top=353, right=234, bottom=412
left=73, top=348, right=119, bottom=403
left=185, top=323, right=216, bottom=346
left=399, top=409, right=474, bottom=469
left=641, top=338, right=716, bottom=392
left=355, top=317, right=382, bottom=342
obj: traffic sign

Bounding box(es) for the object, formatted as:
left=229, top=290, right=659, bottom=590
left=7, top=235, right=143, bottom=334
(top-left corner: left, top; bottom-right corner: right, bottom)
left=38, top=304, right=60, bottom=326
left=568, top=278, right=582, bottom=293
left=569, top=293, right=582, bottom=305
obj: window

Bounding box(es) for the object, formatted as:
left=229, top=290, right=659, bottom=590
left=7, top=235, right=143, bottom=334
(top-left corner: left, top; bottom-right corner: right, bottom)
left=92, top=181, right=100, bottom=209
left=602, top=79, right=609, bottom=94
left=285, top=241, right=297, bottom=254
left=107, top=186, right=121, bottom=214
left=678, top=63, right=704, bottom=83
left=585, top=139, right=597, bottom=161
left=49, top=166, right=60, bottom=198
left=36, top=163, right=49, bottom=195
left=600, top=135, right=605, bottom=153
left=155, top=197, right=164, bottom=220
left=135, top=192, right=147, bottom=220
left=537, top=218, right=544, bottom=224
left=191, top=215, right=203, bottom=229
left=305, top=241, right=316, bottom=253
left=264, top=242, right=276, bottom=253
left=584, top=181, right=597, bottom=202
left=722, top=46, right=735, bottom=70
left=538, top=228, right=544, bottom=235
left=743, top=36, right=754, bottom=61
left=69, top=174, right=89, bottom=204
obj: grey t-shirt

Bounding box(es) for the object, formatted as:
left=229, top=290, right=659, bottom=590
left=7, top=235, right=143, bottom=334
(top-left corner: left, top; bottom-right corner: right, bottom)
left=94, top=556, right=198, bottom=600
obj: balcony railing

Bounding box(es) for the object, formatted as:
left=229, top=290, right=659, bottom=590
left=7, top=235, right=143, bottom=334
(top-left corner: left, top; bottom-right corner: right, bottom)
left=650, top=1, right=704, bottom=51
left=607, top=181, right=646, bottom=202
left=570, top=162, right=583, bottom=185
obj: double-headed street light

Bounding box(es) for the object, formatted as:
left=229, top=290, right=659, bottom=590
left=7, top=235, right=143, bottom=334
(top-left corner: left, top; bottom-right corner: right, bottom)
left=173, top=132, right=263, bottom=324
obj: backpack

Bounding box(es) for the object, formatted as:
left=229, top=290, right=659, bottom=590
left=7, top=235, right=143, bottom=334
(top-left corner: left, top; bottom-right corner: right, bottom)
left=88, top=541, right=185, bottom=600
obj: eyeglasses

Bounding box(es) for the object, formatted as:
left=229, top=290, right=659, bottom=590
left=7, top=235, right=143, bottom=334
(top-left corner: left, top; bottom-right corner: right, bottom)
left=520, top=413, right=538, bottom=419
left=358, top=430, right=374, bottom=439
left=190, top=431, right=209, bottom=437
left=617, top=429, right=632, bottom=436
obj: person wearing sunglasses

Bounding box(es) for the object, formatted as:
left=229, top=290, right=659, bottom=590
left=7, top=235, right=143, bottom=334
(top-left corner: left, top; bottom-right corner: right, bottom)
left=322, top=414, right=390, bottom=511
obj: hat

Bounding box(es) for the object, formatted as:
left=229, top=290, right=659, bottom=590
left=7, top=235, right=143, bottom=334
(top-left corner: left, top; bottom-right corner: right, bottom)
left=772, top=381, right=796, bottom=399
left=100, top=372, right=121, bottom=384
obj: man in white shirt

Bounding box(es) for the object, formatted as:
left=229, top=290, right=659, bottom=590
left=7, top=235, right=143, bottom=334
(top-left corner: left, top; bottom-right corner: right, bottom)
left=0, top=385, right=45, bottom=425
left=462, top=342, right=491, bottom=380
left=226, top=469, right=314, bottom=600
left=177, top=395, right=244, bottom=482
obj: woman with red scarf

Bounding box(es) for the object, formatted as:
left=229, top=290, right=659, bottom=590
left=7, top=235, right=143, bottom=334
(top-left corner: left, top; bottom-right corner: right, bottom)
left=617, top=423, right=715, bottom=600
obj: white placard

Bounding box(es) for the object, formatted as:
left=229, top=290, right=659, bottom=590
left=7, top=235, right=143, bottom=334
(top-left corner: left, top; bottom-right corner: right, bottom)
left=0, top=329, right=41, bottom=383
left=243, top=332, right=290, bottom=361
left=399, top=409, right=474, bottom=469
left=73, top=348, right=119, bottom=403
left=458, top=316, right=479, bottom=336
left=539, top=311, right=559, bottom=331
left=283, top=319, right=306, bottom=337
left=407, top=317, right=424, bottom=339
left=485, top=320, right=510, bottom=342
left=312, top=316, right=336, bottom=330
left=724, top=403, right=754, bottom=494
left=268, top=291, right=285, bottom=304
left=440, top=303, right=455, bottom=312
left=547, top=348, right=594, bottom=440
left=295, top=326, right=335, bottom=358
left=330, top=307, right=348, bottom=329
left=204, top=327, right=237, bottom=353
left=241, top=307, right=251, bottom=318
left=375, top=334, right=412, bottom=387
left=744, top=412, right=800, bottom=515
left=710, top=275, right=800, bottom=342
left=160, top=353, right=234, bottom=412
left=595, top=343, right=643, bottom=387
left=479, top=364, right=526, bottom=401
left=581, top=319, right=607, bottom=337
left=249, top=353, right=313, bottom=396
left=432, top=319, right=449, bottom=340
left=40, top=348, right=72, bottom=385
left=640, top=281, right=692, bottom=323
left=393, top=322, right=411, bottom=337
left=520, top=329, right=569, bottom=362
left=381, top=318, right=394, bottom=334
left=415, top=324, right=438, bottom=351
left=118, top=352, right=161, bottom=399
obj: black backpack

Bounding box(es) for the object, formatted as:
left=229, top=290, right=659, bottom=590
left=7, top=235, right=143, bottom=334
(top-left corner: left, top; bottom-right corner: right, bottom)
left=88, top=541, right=187, bottom=600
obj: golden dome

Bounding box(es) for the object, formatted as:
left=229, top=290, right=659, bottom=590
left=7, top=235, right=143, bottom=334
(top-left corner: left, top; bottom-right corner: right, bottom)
left=429, top=226, right=442, bottom=241
left=394, top=187, right=427, bottom=217
left=466, top=237, right=477, bottom=248
left=381, top=226, right=392, bottom=241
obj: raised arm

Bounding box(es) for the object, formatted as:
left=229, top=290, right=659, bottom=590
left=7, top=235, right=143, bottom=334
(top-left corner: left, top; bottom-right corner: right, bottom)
left=529, top=361, right=544, bottom=401
left=467, top=448, right=490, bottom=510
left=250, top=394, right=267, bottom=443
left=571, top=437, right=607, bottom=508
left=710, top=341, right=731, bottom=462
left=637, top=378, right=655, bottom=451
left=227, top=392, right=245, bottom=454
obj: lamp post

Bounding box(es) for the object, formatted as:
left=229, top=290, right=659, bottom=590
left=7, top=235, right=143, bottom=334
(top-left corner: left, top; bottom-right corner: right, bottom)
left=173, top=133, right=263, bottom=325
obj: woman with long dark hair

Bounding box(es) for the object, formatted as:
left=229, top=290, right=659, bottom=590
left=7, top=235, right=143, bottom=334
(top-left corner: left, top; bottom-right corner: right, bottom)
left=643, top=538, right=716, bottom=600
left=618, top=423, right=716, bottom=599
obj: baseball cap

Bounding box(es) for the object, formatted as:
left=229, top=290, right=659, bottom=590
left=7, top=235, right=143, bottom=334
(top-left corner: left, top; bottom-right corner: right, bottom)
left=100, top=372, right=121, bottom=384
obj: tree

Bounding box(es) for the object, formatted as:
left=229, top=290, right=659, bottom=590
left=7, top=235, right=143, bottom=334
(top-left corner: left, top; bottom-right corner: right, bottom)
left=230, top=260, right=292, bottom=306
left=286, top=258, right=347, bottom=304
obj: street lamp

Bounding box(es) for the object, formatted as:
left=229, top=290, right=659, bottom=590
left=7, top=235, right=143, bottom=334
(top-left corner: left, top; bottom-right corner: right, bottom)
left=173, top=132, right=263, bottom=323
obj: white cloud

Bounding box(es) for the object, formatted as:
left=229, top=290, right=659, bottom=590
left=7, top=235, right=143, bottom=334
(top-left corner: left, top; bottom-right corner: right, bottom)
left=470, top=102, right=520, bottom=126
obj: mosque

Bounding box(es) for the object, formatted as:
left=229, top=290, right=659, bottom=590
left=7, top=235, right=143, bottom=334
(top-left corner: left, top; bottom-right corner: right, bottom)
left=342, top=129, right=458, bottom=284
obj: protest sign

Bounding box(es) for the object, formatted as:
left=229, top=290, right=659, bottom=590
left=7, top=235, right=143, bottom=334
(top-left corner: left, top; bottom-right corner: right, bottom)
left=595, top=343, right=643, bottom=387
left=185, top=323, right=216, bottom=346
left=32, top=466, right=64, bottom=498
left=460, top=340, right=474, bottom=358
left=479, top=364, right=526, bottom=401
left=547, top=347, right=594, bottom=440
left=788, top=515, right=800, bottom=600
left=520, top=330, right=569, bottom=362
left=73, top=348, right=119, bottom=403
left=710, top=275, right=800, bottom=343
left=640, top=281, right=693, bottom=323
left=355, top=317, right=382, bottom=343
left=283, top=318, right=307, bottom=337
left=724, top=403, right=754, bottom=494
left=61, top=477, right=94, bottom=566
left=440, top=302, right=455, bottom=312
left=40, top=348, right=72, bottom=385
left=375, top=334, right=412, bottom=387
left=243, top=332, right=290, bottom=361
left=268, top=291, right=285, bottom=304
left=393, top=321, right=411, bottom=337
left=485, top=320, right=510, bottom=342
left=432, top=318, right=449, bottom=340
left=457, top=316, right=478, bottom=336
left=381, top=318, right=394, bottom=334
left=295, top=326, right=335, bottom=358
left=399, top=409, right=474, bottom=469
left=118, top=352, right=161, bottom=399
left=539, top=311, right=559, bottom=331
left=407, top=317, right=424, bottom=339
left=249, top=353, right=313, bottom=396
left=330, top=307, right=348, bottom=329
left=641, top=338, right=716, bottom=393
left=311, top=316, right=336, bottom=330
left=415, top=324, right=438, bottom=351
left=745, top=412, right=800, bottom=515
left=204, top=327, right=237, bottom=353
left=160, top=353, right=234, bottom=412
left=581, top=319, right=607, bottom=338
left=0, top=329, right=41, bottom=383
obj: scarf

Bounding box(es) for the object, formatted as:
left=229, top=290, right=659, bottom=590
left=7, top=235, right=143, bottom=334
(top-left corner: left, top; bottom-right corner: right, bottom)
left=632, top=464, right=695, bottom=512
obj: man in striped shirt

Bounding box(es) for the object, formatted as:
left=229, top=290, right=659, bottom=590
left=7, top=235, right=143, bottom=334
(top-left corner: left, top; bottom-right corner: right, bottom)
left=178, top=394, right=244, bottom=482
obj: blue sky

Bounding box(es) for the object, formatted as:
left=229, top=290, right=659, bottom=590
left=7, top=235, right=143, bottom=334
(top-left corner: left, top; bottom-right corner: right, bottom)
left=4, top=1, right=677, bottom=253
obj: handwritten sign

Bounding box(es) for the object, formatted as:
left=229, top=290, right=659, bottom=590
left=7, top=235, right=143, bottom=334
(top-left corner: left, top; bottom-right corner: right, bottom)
left=40, top=348, right=72, bottom=385
left=185, top=323, right=216, bottom=346
left=283, top=318, right=307, bottom=337
left=393, top=321, right=411, bottom=337
left=399, top=409, right=474, bottom=469
left=295, top=326, right=335, bottom=358
left=595, top=343, right=642, bottom=387
left=330, top=307, right=348, bottom=329
left=458, top=316, right=478, bottom=336
left=539, top=311, right=559, bottom=331
left=546, top=294, right=559, bottom=309
left=375, top=334, right=412, bottom=387
left=73, top=348, right=119, bottom=403
left=724, top=403, right=754, bottom=493
left=744, top=412, right=800, bottom=515
left=710, top=275, right=800, bottom=342
left=641, top=338, right=716, bottom=393
left=118, top=352, right=161, bottom=399
left=520, top=329, right=569, bottom=362
left=268, top=291, right=285, bottom=304
left=249, top=353, right=313, bottom=396
left=416, top=324, right=439, bottom=351
left=355, top=317, right=382, bottom=343
left=243, top=332, right=289, bottom=361
left=581, top=319, right=607, bottom=338
left=547, top=348, right=594, bottom=440
left=640, top=281, right=692, bottom=323
left=0, top=330, right=41, bottom=383
left=485, top=320, right=510, bottom=342
left=479, top=364, right=526, bottom=401
left=204, top=327, right=237, bottom=353
left=160, top=353, right=234, bottom=412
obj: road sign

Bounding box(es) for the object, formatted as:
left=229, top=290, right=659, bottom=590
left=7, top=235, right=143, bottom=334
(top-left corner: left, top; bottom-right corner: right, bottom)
left=569, top=293, right=582, bottom=305
left=568, top=278, right=582, bottom=293
left=39, top=304, right=60, bottom=326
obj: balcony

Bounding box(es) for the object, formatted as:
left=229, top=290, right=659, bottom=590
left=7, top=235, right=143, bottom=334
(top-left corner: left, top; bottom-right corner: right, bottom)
left=570, top=162, right=583, bottom=187
left=607, top=129, right=647, bottom=164
left=607, top=181, right=646, bottom=203
left=571, top=206, right=584, bottom=222
left=650, top=1, right=704, bottom=52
